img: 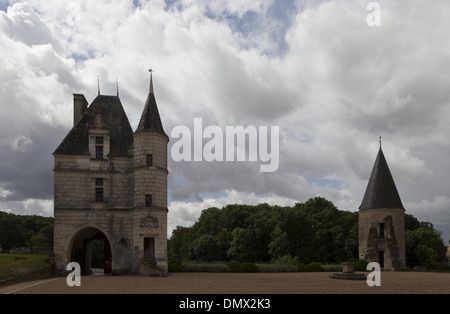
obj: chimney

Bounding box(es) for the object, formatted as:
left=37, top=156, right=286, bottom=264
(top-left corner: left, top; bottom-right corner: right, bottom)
left=73, top=94, right=88, bottom=126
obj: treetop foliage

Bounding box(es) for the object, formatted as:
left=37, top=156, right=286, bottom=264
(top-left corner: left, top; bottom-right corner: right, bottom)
left=168, top=197, right=448, bottom=266
left=0, top=211, right=54, bottom=251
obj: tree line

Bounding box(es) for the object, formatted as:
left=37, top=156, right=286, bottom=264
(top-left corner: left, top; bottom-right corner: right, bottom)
left=168, top=197, right=448, bottom=266
left=0, top=211, right=54, bottom=251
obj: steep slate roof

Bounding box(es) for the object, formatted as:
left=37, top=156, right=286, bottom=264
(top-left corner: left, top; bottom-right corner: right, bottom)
left=53, top=95, right=134, bottom=157
left=359, top=147, right=405, bottom=211
left=135, top=74, right=167, bottom=137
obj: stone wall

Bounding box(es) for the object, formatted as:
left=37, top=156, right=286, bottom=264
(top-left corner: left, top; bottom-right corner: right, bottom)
left=359, top=208, right=405, bottom=271
left=54, top=134, right=168, bottom=275
left=53, top=208, right=135, bottom=274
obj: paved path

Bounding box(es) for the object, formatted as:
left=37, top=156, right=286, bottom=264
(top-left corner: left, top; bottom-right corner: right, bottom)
left=1, top=272, right=449, bottom=294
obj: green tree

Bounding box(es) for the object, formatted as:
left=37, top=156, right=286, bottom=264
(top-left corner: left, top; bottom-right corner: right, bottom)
left=268, top=226, right=290, bottom=259
left=188, top=234, right=224, bottom=261
left=168, top=226, right=193, bottom=261
left=227, top=228, right=258, bottom=262
left=406, top=227, right=447, bottom=265
left=29, top=232, right=51, bottom=249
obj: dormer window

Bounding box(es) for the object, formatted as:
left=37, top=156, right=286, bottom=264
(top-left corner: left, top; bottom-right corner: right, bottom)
left=96, top=137, right=104, bottom=159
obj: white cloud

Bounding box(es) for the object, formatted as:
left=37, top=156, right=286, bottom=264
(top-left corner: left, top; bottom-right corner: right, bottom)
left=11, top=135, right=33, bottom=152
left=0, top=0, right=449, bottom=243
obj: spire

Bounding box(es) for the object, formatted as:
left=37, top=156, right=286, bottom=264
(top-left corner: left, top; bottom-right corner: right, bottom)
left=135, top=70, right=167, bottom=136
left=149, top=68, right=154, bottom=94
left=97, top=75, right=100, bottom=95
left=116, top=77, right=119, bottom=97
left=359, top=145, right=404, bottom=211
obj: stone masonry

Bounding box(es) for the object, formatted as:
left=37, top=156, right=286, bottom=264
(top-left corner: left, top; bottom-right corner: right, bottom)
left=53, top=74, right=169, bottom=276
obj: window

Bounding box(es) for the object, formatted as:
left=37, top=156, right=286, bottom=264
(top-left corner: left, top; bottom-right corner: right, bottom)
left=95, top=137, right=104, bottom=159
left=144, top=237, right=155, bottom=263
left=146, top=155, right=153, bottom=167
left=95, top=178, right=103, bottom=201
left=145, top=195, right=152, bottom=207
left=379, top=223, right=385, bottom=239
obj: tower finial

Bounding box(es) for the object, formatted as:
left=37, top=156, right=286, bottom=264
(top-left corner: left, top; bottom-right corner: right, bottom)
left=379, top=136, right=382, bottom=148
left=116, top=77, right=119, bottom=97
left=97, top=75, right=100, bottom=95
left=149, top=68, right=154, bottom=94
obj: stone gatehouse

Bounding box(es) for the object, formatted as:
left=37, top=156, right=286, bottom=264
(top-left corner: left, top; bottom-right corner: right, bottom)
left=53, top=73, right=168, bottom=276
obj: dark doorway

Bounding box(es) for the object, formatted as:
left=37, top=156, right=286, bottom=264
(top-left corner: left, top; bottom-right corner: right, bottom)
left=90, top=232, right=112, bottom=274
left=70, top=228, right=112, bottom=275
left=378, top=251, right=384, bottom=268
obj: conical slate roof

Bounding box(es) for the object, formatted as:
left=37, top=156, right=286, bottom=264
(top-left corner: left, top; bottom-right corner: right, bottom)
left=135, top=73, right=167, bottom=137
left=359, top=147, right=405, bottom=211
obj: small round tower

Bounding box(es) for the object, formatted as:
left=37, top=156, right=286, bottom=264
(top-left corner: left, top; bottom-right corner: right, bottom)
left=358, top=142, right=406, bottom=271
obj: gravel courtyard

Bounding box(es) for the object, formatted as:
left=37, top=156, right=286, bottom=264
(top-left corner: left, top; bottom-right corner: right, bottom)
left=1, top=271, right=449, bottom=294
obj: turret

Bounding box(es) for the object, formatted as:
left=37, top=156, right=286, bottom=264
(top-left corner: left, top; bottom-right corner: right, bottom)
left=358, top=141, right=406, bottom=270
left=132, top=70, right=169, bottom=275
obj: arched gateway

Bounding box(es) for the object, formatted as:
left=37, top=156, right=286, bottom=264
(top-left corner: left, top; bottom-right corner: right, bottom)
left=69, top=227, right=112, bottom=275
left=53, top=73, right=168, bottom=276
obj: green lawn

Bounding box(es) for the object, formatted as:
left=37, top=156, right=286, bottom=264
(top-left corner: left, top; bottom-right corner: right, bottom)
left=0, top=254, right=52, bottom=282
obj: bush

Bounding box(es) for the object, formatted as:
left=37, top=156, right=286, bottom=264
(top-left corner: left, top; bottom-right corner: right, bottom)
left=297, top=263, right=308, bottom=272
left=256, top=264, right=298, bottom=272
left=226, top=261, right=244, bottom=273
left=308, top=262, right=322, bottom=272
left=354, top=259, right=368, bottom=271
left=168, top=260, right=182, bottom=272
left=426, top=262, right=450, bottom=271
left=276, top=255, right=299, bottom=266
left=181, top=262, right=228, bottom=272
left=321, top=264, right=343, bottom=272
left=242, top=262, right=258, bottom=273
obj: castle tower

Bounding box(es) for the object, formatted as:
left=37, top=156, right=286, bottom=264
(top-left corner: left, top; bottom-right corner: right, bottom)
left=53, top=73, right=168, bottom=276
left=358, top=143, right=406, bottom=271
left=132, top=71, right=169, bottom=275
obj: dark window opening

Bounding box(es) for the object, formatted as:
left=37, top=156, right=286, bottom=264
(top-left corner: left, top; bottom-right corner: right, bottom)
left=95, top=137, right=104, bottom=159
left=146, top=155, right=153, bottom=167
left=379, top=223, right=385, bottom=239
left=95, top=178, right=104, bottom=201
left=95, top=188, right=104, bottom=201
left=144, top=237, right=155, bottom=263
left=96, top=146, right=103, bottom=159
left=145, top=195, right=152, bottom=207
left=378, top=251, right=384, bottom=268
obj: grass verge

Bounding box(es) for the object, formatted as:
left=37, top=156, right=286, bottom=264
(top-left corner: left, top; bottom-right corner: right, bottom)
left=0, top=254, right=52, bottom=282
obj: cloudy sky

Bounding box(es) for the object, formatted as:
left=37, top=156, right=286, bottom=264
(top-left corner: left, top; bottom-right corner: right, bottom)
left=1, top=0, right=449, bottom=242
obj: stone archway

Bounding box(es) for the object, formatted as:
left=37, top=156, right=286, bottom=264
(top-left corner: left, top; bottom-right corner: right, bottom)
left=69, top=227, right=112, bottom=275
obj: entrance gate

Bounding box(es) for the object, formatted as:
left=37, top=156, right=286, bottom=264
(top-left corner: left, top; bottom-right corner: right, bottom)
left=70, top=227, right=112, bottom=275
